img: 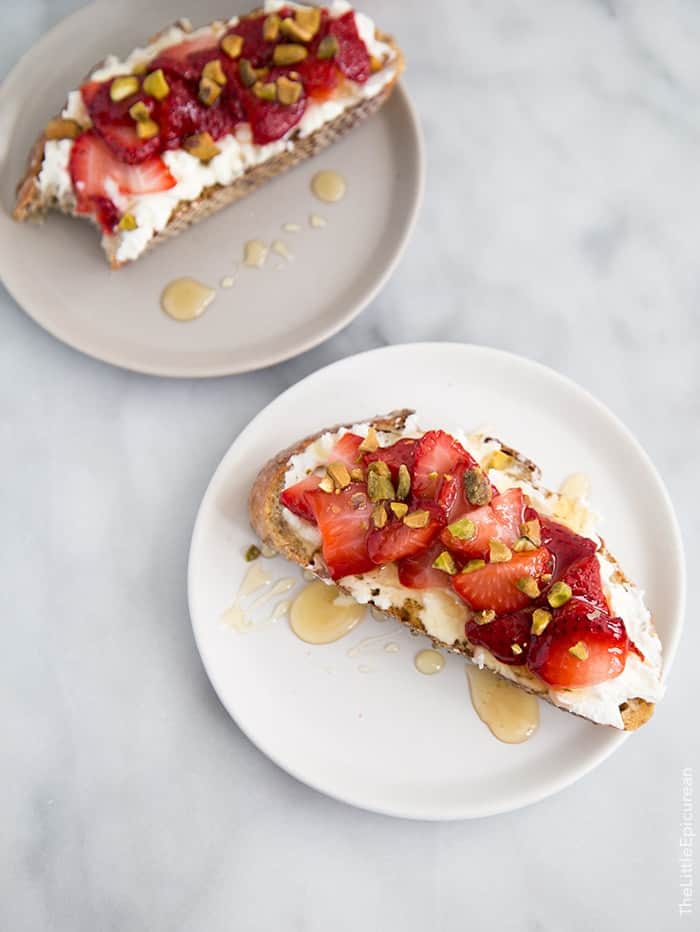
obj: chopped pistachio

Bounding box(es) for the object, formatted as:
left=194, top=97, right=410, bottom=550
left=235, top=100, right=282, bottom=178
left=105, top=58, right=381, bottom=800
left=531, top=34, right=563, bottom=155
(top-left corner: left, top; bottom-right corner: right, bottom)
left=403, top=510, right=430, bottom=529
left=350, top=467, right=364, bottom=482
left=276, top=76, right=302, bottom=106
left=117, top=213, right=137, bottom=232
left=183, top=131, right=220, bottom=163
left=568, top=641, right=589, bottom=661
left=202, top=58, right=227, bottom=86
left=541, top=573, right=553, bottom=585
left=273, top=43, right=308, bottom=66
left=318, top=475, right=335, bottom=493
left=263, top=13, right=281, bottom=41
left=295, top=6, right=322, bottom=36
left=44, top=117, right=81, bottom=140
left=142, top=68, right=170, bottom=100
left=516, top=576, right=540, bottom=599
left=239, top=58, right=258, bottom=88
left=396, top=464, right=411, bottom=501
left=327, top=461, right=351, bottom=489
left=368, top=460, right=390, bottom=478
left=245, top=544, right=261, bottom=561
left=317, top=34, right=339, bottom=59
left=351, top=491, right=367, bottom=510
left=136, top=119, right=159, bottom=140
left=531, top=608, right=552, bottom=636
left=510, top=643, right=523, bottom=656
left=110, top=75, right=139, bottom=102
left=221, top=34, right=244, bottom=59
left=199, top=76, right=222, bottom=105
left=253, top=80, right=277, bottom=101
left=358, top=426, right=379, bottom=453
left=280, top=16, right=313, bottom=42
left=512, top=536, right=537, bottom=553
left=367, top=469, right=395, bottom=502
left=390, top=502, right=408, bottom=519
left=372, top=503, right=387, bottom=529
left=446, top=517, right=476, bottom=541
left=427, top=471, right=439, bottom=481
left=129, top=100, right=150, bottom=122
left=547, top=581, right=573, bottom=608
left=474, top=609, right=496, bottom=625
left=463, top=559, right=486, bottom=573
left=432, top=551, right=457, bottom=575
left=520, top=519, right=541, bottom=546
left=464, top=467, right=492, bottom=506
left=489, top=539, right=512, bottom=563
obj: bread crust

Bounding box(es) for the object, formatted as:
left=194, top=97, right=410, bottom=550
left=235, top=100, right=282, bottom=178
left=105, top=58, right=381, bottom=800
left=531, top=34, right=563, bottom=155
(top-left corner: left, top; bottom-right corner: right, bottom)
left=13, top=23, right=404, bottom=268
left=248, top=410, right=657, bottom=731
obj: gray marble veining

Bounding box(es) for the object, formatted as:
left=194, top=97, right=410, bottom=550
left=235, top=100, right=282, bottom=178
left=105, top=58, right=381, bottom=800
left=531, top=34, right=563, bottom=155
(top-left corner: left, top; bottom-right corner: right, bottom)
left=1, top=2, right=697, bottom=930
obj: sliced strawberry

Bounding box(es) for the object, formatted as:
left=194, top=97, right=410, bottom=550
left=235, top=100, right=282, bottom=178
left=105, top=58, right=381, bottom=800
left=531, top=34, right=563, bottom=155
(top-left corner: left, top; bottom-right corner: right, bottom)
left=398, top=540, right=453, bottom=590
left=527, top=598, right=628, bottom=688
left=156, top=77, right=238, bottom=148
left=150, top=34, right=222, bottom=81
left=279, top=474, right=321, bottom=524
left=466, top=610, right=531, bottom=665
left=98, top=120, right=162, bottom=164
left=411, top=430, right=477, bottom=511
left=328, top=11, right=371, bottom=84
left=80, top=80, right=102, bottom=108
left=537, top=514, right=596, bottom=579
left=296, top=57, right=338, bottom=101
left=441, top=488, right=524, bottom=558
left=364, top=437, right=417, bottom=480
left=240, top=78, right=306, bottom=144
left=224, top=15, right=273, bottom=68
left=367, top=504, right=444, bottom=565
left=452, top=547, right=552, bottom=614
left=332, top=433, right=364, bottom=467
left=70, top=130, right=176, bottom=201
left=558, top=555, right=608, bottom=613
left=83, top=81, right=161, bottom=163
left=306, top=482, right=375, bottom=579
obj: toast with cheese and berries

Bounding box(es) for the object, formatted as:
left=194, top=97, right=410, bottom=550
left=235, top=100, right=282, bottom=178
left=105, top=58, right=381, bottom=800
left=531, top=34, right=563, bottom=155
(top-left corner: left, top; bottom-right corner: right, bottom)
left=249, top=410, right=664, bottom=730
left=14, top=2, right=403, bottom=267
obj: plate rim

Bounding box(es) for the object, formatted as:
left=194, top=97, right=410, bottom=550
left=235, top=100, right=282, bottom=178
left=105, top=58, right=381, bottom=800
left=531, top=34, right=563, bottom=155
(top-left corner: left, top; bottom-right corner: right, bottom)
left=187, top=341, right=686, bottom=820
left=0, top=1, right=425, bottom=379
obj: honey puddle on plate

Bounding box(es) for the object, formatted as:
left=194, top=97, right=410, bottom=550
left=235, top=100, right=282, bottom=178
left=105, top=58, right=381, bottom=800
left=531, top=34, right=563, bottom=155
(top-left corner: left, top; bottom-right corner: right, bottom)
left=466, top=665, right=539, bottom=744
left=311, top=170, right=346, bottom=203
left=289, top=581, right=364, bottom=644
left=414, top=649, right=445, bottom=675
left=160, top=277, right=216, bottom=321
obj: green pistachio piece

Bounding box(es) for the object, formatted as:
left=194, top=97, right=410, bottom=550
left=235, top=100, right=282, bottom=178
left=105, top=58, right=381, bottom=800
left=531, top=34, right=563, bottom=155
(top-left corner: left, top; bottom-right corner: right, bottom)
left=464, top=467, right=492, bottom=506
left=547, top=581, right=573, bottom=608
left=432, top=551, right=457, bottom=575
left=446, top=517, right=476, bottom=540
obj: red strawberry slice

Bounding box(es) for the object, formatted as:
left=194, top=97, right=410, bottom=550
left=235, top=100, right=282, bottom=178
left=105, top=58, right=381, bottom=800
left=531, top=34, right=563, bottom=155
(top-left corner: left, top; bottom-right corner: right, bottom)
left=296, top=57, right=338, bottom=101
left=398, top=540, right=452, bottom=590
left=240, top=77, right=307, bottom=144
left=150, top=34, right=222, bottom=80
left=306, top=482, right=375, bottom=579
left=332, top=433, right=364, bottom=467
left=558, top=555, right=608, bottom=612
left=328, top=11, right=371, bottom=84
left=279, top=474, right=321, bottom=524
left=364, top=437, right=417, bottom=480
left=452, top=546, right=552, bottom=614
left=441, top=488, right=524, bottom=558
left=537, top=514, right=596, bottom=579
left=70, top=131, right=176, bottom=202
left=83, top=81, right=161, bottom=163
left=224, top=15, right=274, bottom=68
left=466, top=610, right=531, bottom=665
left=367, top=503, right=444, bottom=565
left=527, top=598, right=628, bottom=688
left=412, top=430, right=477, bottom=512
left=97, top=120, right=162, bottom=164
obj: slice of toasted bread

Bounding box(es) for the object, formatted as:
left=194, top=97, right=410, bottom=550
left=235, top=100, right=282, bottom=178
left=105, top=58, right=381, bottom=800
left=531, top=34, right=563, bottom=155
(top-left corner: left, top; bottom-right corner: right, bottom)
left=13, top=9, right=404, bottom=268
left=249, top=409, right=662, bottom=731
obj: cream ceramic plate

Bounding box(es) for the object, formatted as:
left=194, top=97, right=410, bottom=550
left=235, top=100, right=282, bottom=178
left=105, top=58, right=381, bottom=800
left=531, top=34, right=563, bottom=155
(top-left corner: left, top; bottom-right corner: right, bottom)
left=188, top=343, right=685, bottom=820
left=0, top=0, right=422, bottom=377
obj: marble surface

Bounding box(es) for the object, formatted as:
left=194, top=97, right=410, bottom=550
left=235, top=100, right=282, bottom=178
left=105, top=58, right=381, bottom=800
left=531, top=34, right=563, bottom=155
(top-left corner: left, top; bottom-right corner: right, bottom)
left=1, top=2, right=698, bottom=930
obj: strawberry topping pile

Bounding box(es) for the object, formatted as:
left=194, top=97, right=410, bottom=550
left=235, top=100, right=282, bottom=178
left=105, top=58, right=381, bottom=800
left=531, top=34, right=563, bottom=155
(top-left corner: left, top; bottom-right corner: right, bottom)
left=67, top=7, right=374, bottom=230
left=281, top=428, right=633, bottom=690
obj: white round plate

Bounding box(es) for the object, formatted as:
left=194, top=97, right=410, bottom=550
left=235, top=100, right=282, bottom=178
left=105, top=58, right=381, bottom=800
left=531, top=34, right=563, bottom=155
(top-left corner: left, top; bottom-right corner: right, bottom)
left=188, top=343, right=684, bottom=820
left=0, top=0, right=422, bottom=377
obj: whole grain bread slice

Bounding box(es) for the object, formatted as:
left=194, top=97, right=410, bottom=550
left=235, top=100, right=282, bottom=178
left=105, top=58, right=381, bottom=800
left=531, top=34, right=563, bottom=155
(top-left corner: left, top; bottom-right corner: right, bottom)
left=249, top=409, right=657, bottom=731
left=13, top=21, right=404, bottom=268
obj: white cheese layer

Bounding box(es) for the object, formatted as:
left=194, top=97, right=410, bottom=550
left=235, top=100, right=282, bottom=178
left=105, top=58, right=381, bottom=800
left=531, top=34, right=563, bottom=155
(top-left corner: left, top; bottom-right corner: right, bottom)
left=280, top=414, right=664, bottom=729
left=36, top=3, right=397, bottom=263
